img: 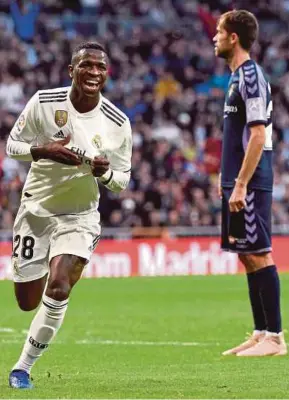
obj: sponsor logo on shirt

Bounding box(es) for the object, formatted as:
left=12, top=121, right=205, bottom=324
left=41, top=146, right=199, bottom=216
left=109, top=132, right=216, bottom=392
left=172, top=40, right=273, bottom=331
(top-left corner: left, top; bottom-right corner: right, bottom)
left=224, top=105, right=238, bottom=113
left=70, top=146, right=92, bottom=166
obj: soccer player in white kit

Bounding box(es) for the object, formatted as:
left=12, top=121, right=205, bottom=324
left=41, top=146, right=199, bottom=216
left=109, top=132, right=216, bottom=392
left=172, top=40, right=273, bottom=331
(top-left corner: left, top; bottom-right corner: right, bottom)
left=6, top=41, right=132, bottom=389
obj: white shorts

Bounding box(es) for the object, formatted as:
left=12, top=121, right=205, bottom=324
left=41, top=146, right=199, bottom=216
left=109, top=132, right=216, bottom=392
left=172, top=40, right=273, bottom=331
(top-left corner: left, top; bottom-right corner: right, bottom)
left=12, top=204, right=101, bottom=283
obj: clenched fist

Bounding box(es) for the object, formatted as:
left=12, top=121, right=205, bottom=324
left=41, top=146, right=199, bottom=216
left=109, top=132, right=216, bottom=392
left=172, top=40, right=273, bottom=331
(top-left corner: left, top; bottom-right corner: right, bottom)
left=91, top=156, right=110, bottom=177
left=229, top=182, right=247, bottom=212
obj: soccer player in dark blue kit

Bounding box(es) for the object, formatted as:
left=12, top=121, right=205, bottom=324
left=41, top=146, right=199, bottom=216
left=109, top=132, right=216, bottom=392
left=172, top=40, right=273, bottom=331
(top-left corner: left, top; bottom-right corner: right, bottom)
left=214, top=10, right=286, bottom=356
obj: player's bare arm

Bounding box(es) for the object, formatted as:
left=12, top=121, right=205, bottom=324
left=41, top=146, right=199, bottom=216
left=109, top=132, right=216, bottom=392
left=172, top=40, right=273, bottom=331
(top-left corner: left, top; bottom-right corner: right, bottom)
left=229, top=124, right=266, bottom=212
left=31, top=135, right=81, bottom=165
left=218, top=173, right=222, bottom=198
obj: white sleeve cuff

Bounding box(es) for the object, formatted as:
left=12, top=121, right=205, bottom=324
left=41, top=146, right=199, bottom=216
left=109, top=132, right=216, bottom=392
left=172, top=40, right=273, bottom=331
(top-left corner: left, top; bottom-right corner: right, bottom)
left=6, top=136, right=33, bottom=161
left=99, top=168, right=113, bottom=183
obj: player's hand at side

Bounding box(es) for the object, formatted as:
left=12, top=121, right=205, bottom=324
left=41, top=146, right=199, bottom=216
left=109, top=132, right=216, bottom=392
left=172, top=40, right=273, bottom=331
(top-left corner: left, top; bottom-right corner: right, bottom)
left=218, top=173, right=222, bottom=199
left=91, top=156, right=110, bottom=177
left=31, top=135, right=82, bottom=165
left=229, top=182, right=247, bottom=212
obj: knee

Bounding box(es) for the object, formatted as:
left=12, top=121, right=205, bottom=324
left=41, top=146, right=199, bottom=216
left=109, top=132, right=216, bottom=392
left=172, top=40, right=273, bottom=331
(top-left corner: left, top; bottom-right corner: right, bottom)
left=238, top=252, right=272, bottom=273
left=46, top=280, right=71, bottom=301
left=238, top=254, right=256, bottom=273
left=14, top=277, right=47, bottom=311
left=238, top=253, right=252, bottom=265
left=238, top=254, right=246, bottom=264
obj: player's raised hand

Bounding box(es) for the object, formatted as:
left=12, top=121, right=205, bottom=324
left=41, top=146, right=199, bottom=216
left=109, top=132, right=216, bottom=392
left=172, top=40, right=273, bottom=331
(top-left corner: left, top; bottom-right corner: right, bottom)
left=31, top=135, right=82, bottom=165
left=229, top=182, right=247, bottom=212
left=91, top=156, right=110, bottom=177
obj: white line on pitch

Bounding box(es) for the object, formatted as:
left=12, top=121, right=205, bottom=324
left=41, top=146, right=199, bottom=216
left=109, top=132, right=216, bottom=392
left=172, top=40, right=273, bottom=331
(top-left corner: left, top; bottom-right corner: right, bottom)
left=75, top=339, right=221, bottom=346
left=0, top=328, right=15, bottom=332
left=0, top=338, right=220, bottom=346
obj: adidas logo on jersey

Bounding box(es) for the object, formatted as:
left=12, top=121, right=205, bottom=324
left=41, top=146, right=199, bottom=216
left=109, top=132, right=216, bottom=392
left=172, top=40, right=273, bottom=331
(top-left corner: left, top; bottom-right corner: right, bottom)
left=53, top=130, right=65, bottom=139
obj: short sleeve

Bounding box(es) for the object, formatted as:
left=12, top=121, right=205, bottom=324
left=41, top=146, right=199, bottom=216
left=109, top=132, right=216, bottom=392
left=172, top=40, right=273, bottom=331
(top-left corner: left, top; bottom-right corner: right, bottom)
left=239, top=63, right=267, bottom=127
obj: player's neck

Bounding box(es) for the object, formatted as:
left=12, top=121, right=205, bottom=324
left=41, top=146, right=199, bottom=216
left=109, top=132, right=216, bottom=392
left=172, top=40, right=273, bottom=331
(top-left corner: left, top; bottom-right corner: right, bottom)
left=227, top=49, right=250, bottom=73
left=69, top=88, right=100, bottom=113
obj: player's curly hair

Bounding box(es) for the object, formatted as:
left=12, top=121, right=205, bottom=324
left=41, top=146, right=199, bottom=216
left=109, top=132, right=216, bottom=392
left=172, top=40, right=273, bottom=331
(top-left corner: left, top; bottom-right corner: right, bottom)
left=71, top=41, right=108, bottom=63
left=219, top=10, right=258, bottom=51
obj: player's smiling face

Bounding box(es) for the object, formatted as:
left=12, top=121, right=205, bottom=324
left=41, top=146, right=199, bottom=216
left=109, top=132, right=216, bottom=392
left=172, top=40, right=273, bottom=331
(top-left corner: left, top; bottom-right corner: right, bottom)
left=69, top=49, right=108, bottom=97
left=213, top=21, right=233, bottom=59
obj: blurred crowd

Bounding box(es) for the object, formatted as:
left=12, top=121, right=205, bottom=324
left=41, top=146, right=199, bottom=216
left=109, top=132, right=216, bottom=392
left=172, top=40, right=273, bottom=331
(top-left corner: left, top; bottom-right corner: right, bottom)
left=1, top=0, right=289, bottom=232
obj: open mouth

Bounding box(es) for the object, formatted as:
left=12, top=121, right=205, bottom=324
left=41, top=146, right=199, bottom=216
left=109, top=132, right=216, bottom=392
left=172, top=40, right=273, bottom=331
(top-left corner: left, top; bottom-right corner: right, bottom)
left=84, top=80, right=101, bottom=90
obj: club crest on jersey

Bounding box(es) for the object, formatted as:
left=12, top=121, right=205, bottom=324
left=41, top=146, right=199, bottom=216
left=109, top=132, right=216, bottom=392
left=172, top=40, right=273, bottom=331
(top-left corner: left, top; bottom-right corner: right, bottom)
left=228, top=83, right=238, bottom=98
left=55, top=110, right=68, bottom=127
left=92, top=134, right=102, bottom=149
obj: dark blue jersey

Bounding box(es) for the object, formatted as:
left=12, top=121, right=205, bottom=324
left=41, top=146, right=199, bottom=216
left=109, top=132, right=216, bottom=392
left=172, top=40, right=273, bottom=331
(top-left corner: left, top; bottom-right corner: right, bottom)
left=221, top=59, right=273, bottom=191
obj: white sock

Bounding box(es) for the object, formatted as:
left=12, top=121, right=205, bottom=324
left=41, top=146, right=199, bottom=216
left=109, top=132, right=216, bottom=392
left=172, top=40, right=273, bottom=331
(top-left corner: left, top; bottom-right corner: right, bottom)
left=12, top=294, right=68, bottom=374
left=253, top=330, right=266, bottom=336
left=266, top=331, right=282, bottom=337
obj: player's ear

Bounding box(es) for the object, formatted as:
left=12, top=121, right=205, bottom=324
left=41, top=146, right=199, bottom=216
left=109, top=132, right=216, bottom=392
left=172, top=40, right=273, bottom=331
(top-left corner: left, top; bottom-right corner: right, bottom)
left=68, top=65, right=73, bottom=79
left=230, top=33, right=238, bottom=45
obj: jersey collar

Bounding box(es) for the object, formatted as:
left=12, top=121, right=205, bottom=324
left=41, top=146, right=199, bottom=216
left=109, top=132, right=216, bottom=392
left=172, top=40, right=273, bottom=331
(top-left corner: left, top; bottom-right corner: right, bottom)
left=67, top=87, right=103, bottom=117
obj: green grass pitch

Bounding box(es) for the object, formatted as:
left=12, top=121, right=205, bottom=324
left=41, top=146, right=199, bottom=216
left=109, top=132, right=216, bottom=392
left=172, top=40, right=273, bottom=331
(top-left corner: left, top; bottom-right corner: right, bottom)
left=0, top=274, right=289, bottom=399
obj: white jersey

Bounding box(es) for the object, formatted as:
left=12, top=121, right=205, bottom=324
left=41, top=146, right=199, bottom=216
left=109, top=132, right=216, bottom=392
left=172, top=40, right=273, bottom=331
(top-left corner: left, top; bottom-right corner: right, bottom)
left=7, top=87, right=132, bottom=216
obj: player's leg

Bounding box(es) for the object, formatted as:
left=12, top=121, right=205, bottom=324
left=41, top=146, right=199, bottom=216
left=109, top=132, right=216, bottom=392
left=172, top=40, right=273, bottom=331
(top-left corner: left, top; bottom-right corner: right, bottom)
left=237, top=190, right=285, bottom=356
left=239, top=252, right=269, bottom=341
left=221, top=189, right=268, bottom=355
left=9, top=207, right=52, bottom=388
left=11, top=254, right=86, bottom=382
left=236, top=252, right=286, bottom=356
left=10, top=210, right=101, bottom=388
left=14, top=276, right=48, bottom=311
left=11, top=205, right=51, bottom=310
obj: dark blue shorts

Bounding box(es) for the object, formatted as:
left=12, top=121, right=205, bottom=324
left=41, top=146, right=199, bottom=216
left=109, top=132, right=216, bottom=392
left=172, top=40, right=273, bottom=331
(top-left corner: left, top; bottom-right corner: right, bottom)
left=221, top=188, right=272, bottom=254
